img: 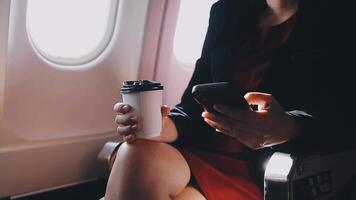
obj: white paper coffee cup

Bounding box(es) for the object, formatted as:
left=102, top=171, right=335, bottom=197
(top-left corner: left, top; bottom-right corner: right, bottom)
left=121, top=80, right=163, bottom=138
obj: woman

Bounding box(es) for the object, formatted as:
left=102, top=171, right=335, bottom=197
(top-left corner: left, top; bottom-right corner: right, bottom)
left=105, top=0, right=353, bottom=199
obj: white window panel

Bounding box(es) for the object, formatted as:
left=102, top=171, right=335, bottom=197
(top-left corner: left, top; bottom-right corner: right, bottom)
left=26, top=0, right=117, bottom=66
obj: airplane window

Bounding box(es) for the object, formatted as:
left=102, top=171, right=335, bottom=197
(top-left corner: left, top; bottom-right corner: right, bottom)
left=26, top=0, right=117, bottom=66
left=173, top=0, right=217, bottom=64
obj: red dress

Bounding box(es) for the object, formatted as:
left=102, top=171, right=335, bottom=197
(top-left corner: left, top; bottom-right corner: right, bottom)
left=179, top=14, right=296, bottom=200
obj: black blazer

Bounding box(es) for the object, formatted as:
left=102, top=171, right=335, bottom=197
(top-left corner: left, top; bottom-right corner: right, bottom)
left=169, top=0, right=355, bottom=187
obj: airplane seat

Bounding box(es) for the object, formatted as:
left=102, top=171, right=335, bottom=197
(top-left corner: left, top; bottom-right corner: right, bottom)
left=97, top=141, right=123, bottom=178
left=264, top=149, right=356, bottom=200
left=97, top=142, right=356, bottom=200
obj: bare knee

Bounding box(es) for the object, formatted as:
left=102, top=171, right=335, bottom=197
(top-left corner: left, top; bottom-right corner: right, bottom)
left=105, top=140, right=190, bottom=200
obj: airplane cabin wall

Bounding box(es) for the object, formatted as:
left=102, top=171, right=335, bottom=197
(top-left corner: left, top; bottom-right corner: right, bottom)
left=155, top=0, right=216, bottom=107
left=155, top=0, right=193, bottom=107
left=0, top=0, right=10, bottom=123
left=0, top=0, right=154, bottom=197
left=0, top=0, right=210, bottom=197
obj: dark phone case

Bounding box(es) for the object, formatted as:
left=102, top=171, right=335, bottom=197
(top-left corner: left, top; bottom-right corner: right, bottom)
left=191, top=82, right=250, bottom=113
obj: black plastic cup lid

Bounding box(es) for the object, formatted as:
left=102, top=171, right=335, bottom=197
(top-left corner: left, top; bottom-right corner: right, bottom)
left=121, top=80, right=164, bottom=93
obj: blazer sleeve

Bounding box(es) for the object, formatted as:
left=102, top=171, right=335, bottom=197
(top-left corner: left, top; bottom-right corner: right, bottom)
left=282, top=78, right=355, bottom=154
left=274, top=3, right=355, bottom=154
left=168, top=4, right=219, bottom=147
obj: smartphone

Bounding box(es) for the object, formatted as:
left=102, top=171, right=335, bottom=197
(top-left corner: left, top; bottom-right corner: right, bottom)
left=191, top=82, right=251, bottom=113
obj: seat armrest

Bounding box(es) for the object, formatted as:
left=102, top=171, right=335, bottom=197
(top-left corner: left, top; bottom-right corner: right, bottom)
left=264, top=149, right=356, bottom=200
left=97, top=141, right=123, bottom=178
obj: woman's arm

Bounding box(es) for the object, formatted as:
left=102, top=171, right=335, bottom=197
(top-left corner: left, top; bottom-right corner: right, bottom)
left=168, top=3, right=221, bottom=147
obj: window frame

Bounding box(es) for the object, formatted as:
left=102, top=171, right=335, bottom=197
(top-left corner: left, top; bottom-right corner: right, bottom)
left=25, top=0, right=119, bottom=66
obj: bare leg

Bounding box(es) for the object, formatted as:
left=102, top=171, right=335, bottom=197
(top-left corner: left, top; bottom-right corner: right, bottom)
left=105, top=140, right=196, bottom=200
left=174, top=185, right=206, bottom=200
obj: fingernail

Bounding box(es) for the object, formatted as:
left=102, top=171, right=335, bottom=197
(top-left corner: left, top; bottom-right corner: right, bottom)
left=202, top=111, right=208, bottom=118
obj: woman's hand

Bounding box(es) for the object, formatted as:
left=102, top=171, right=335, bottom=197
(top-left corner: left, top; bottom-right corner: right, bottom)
left=113, top=103, right=171, bottom=143
left=202, top=92, right=297, bottom=149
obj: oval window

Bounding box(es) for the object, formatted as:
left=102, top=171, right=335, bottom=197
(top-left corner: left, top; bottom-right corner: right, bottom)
left=173, top=0, right=217, bottom=64
left=26, top=0, right=118, bottom=66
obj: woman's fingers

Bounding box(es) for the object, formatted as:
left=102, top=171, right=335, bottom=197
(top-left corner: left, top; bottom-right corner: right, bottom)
left=202, top=112, right=233, bottom=131
left=114, top=114, right=128, bottom=126
left=202, top=93, right=294, bottom=149
left=203, top=117, right=258, bottom=148
left=113, top=102, right=142, bottom=143
left=115, top=120, right=141, bottom=144
left=203, top=111, right=253, bottom=132
left=213, top=104, right=261, bottom=122
left=123, top=134, right=137, bottom=144
left=210, top=92, right=274, bottom=122
left=116, top=124, right=140, bottom=135
left=116, top=125, right=133, bottom=136
left=202, top=111, right=265, bottom=149
left=204, top=118, right=231, bottom=134
left=115, top=115, right=140, bottom=125
left=113, top=103, right=132, bottom=114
